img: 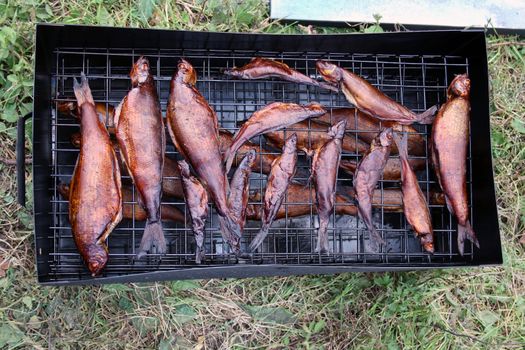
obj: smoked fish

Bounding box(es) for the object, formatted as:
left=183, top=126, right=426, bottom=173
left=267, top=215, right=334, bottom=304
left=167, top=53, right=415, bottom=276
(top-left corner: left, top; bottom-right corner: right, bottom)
left=58, top=101, right=116, bottom=134
left=228, top=149, right=256, bottom=233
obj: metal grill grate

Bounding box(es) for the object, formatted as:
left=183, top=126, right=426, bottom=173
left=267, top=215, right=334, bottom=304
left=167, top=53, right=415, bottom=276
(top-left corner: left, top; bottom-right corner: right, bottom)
left=48, top=47, right=473, bottom=280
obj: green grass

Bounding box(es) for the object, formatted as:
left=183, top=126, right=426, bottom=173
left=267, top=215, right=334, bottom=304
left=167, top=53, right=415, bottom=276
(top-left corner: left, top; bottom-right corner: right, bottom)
left=0, top=1, right=524, bottom=349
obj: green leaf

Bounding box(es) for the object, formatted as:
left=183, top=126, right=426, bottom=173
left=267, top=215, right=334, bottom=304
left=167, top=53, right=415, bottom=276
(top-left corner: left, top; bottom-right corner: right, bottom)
left=102, top=284, right=132, bottom=292
left=171, top=280, right=200, bottom=292
left=477, top=310, right=499, bottom=328
left=131, top=316, right=159, bottom=336
left=173, top=304, right=196, bottom=325
left=312, top=319, right=325, bottom=333
left=96, top=5, right=114, bottom=26
left=0, top=323, right=24, bottom=348
left=364, top=24, right=384, bottom=33
left=22, top=296, right=33, bottom=308
left=118, top=297, right=133, bottom=311
left=242, top=304, right=295, bottom=325
left=511, top=118, right=525, bottom=134
left=2, top=104, right=18, bottom=123
left=138, top=0, right=158, bottom=22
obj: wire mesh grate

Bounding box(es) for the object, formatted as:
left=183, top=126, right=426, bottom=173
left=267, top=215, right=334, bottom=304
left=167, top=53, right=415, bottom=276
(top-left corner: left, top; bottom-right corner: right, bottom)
left=48, top=47, right=473, bottom=280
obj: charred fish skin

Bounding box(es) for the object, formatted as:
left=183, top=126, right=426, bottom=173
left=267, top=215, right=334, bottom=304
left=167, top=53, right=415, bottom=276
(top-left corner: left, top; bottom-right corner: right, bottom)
left=394, top=133, right=434, bottom=253
left=353, top=127, right=394, bottom=250
left=310, top=120, right=347, bottom=253
left=223, top=57, right=338, bottom=92
left=178, top=160, right=208, bottom=264
left=69, top=73, right=122, bottom=277
left=114, top=57, right=166, bottom=259
left=224, top=102, right=326, bottom=174
left=249, top=134, right=298, bottom=252
left=316, top=60, right=437, bottom=125
left=167, top=59, right=242, bottom=254
left=430, top=74, right=478, bottom=255
left=228, top=149, right=256, bottom=232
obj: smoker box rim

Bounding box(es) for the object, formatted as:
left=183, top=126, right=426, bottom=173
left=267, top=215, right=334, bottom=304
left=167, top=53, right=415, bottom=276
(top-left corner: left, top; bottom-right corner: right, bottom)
left=32, top=23, right=501, bottom=285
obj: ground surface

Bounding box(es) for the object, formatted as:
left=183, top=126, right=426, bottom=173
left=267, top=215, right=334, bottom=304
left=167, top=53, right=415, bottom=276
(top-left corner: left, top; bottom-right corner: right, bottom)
left=0, top=1, right=524, bottom=349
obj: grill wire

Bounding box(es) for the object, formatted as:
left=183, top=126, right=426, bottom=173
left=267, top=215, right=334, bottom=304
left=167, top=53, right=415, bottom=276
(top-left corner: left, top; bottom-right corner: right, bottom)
left=49, top=47, right=473, bottom=280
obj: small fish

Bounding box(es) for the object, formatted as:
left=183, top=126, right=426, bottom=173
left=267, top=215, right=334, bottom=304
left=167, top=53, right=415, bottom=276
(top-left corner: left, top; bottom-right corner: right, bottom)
left=223, top=57, right=338, bottom=92
left=339, top=157, right=426, bottom=181
left=307, top=120, right=347, bottom=253
left=69, top=73, right=122, bottom=276
left=228, top=150, right=256, bottom=234
left=353, top=128, right=394, bottom=250
left=430, top=73, right=478, bottom=255
left=224, top=102, right=326, bottom=174
left=178, top=160, right=208, bottom=264
left=394, top=133, right=434, bottom=253
left=249, top=134, right=298, bottom=252
left=114, top=57, right=166, bottom=258
left=345, top=187, right=446, bottom=211
left=316, top=60, right=437, bottom=125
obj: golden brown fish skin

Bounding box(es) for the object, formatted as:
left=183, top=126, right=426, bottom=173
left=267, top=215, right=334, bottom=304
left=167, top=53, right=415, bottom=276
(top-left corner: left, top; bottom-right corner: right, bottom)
left=218, top=130, right=276, bottom=175
left=249, top=134, right=298, bottom=252
left=394, top=133, right=434, bottom=253
left=315, top=108, right=426, bottom=155
left=115, top=57, right=166, bottom=258
left=316, top=60, right=437, bottom=125
left=264, top=119, right=369, bottom=155
left=353, top=128, right=393, bottom=250
left=339, top=157, right=426, bottom=181
left=178, top=160, right=208, bottom=264
left=309, top=120, right=347, bottom=253
left=69, top=74, right=122, bottom=277
left=58, top=184, right=185, bottom=223
left=167, top=59, right=242, bottom=254
left=223, top=57, right=338, bottom=92
left=431, top=74, right=478, bottom=255
left=224, top=102, right=326, bottom=173
left=228, top=150, right=256, bottom=233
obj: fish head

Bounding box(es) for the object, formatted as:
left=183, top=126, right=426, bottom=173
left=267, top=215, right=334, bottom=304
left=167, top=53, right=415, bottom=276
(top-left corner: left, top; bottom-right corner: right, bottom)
left=328, top=120, right=347, bottom=139
left=177, top=159, right=191, bottom=177
left=378, top=127, right=394, bottom=147
left=176, top=59, right=197, bottom=85
left=316, top=60, right=342, bottom=83
left=57, top=183, right=70, bottom=199
left=70, top=132, right=81, bottom=148
left=305, top=102, right=327, bottom=115
left=57, top=101, right=78, bottom=118
left=448, top=74, right=470, bottom=98
left=130, top=56, right=152, bottom=87
left=244, top=149, right=257, bottom=168
left=283, top=133, right=298, bottom=153
left=85, top=244, right=108, bottom=277
left=420, top=235, right=435, bottom=254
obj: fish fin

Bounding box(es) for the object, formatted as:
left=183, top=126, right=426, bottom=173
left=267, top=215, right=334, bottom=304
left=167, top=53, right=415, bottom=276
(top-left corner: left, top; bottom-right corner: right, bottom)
left=416, top=105, right=438, bottom=124
left=113, top=97, right=125, bottom=130
left=249, top=226, right=269, bottom=252
left=137, top=221, right=166, bottom=259
left=73, top=72, right=95, bottom=107
left=368, top=226, right=386, bottom=252
left=224, top=148, right=235, bottom=175
left=316, top=216, right=330, bottom=253
left=457, top=220, right=479, bottom=256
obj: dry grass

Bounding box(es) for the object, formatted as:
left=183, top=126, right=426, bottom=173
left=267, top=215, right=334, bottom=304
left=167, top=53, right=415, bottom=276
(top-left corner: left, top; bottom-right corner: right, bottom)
left=0, top=1, right=524, bottom=349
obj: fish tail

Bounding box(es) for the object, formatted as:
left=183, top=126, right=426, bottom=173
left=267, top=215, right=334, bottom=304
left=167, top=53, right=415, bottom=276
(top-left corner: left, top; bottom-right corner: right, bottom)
left=73, top=72, right=95, bottom=107
left=368, top=226, right=386, bottom=252
left=224, top=148, right=235, bottom=174
left=218, top=215, right=241, bottom=255
left=137, top=220, right=167, bottom=259
left=193, top=219, right=206, bottom=264
left=316, top=216, right=330, bottom=253
left=416, top=104, right=438, bottom=124
left=457, top=220, right=479, bottom=256
left=393, top=132, right=409, bottom=160
left=249, top=225, right=269, bottom=252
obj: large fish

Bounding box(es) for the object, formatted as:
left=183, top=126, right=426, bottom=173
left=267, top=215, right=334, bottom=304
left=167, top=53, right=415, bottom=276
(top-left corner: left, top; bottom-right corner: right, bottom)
left=339, top=157, right=426, bottom=181
left=177, top=160, right=208, bottom=264
left=394, top=133, right=434, bottom=253
left=58, top=184, right=185, bottom=223
left=224, top=102, right=326, bottom=173
left=353, top=128, right=394, bottom=250
left=307, top=120, right=347, bottom=253
left=316, top=60, right=437, bottom=125
left=223, top=57, right=338, bottom=92
left=228, top=150, right=256, bottom=233
left=167, top=59, right=242, bottom=254
left=315, top=108, right=425, bottom=155
left=430, top=74, right=478, bottom=255
left=114, top=57, right=166, bottom=258
left=249, top=134, right=298, bottom=252
left=68, top=73, right=122, bottom=276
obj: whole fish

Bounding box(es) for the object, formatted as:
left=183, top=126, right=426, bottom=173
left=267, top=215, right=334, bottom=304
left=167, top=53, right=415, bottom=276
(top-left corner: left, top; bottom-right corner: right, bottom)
left=218, top=129, right=276, bottom=175
left=58, top=101, right=116, bottom=134
left=228, top=150, right=256, bottom=234
left=178, top=160, right=208, bottom=264
left=114, top=57, right=166, bottom=258
left=339, top=157, right=426, bottom=181
left=246, top=184, right=358, bottom=220
left=71, top=132, right=185, bottom=200
left=58, top=184, right=185, bottom=223
left=223, top=57, right=338, bottom=92
left=264, top=119, right=369, bottom=155
left=315, top=108, right=425, bottom=155
left=224, top=102, right=326, bottom=173
left=316, top=60, right=437, bottom=125
left=167, top=59, right=242, bottom=254
left=394, top=133, right=434, bottom=253
left=430, top=74, right=478, bottom=255
left=353, top=128, right=394, bottom=250
left=307, top=120, right=347, bottom=253
left=249, top=134, right=298, bottom=252
left=68, top=73, right=122, bottom=276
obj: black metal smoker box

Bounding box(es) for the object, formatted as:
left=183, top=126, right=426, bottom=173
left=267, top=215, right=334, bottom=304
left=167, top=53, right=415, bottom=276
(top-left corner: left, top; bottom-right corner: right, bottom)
left=24, top=24, right=501, bottom=285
